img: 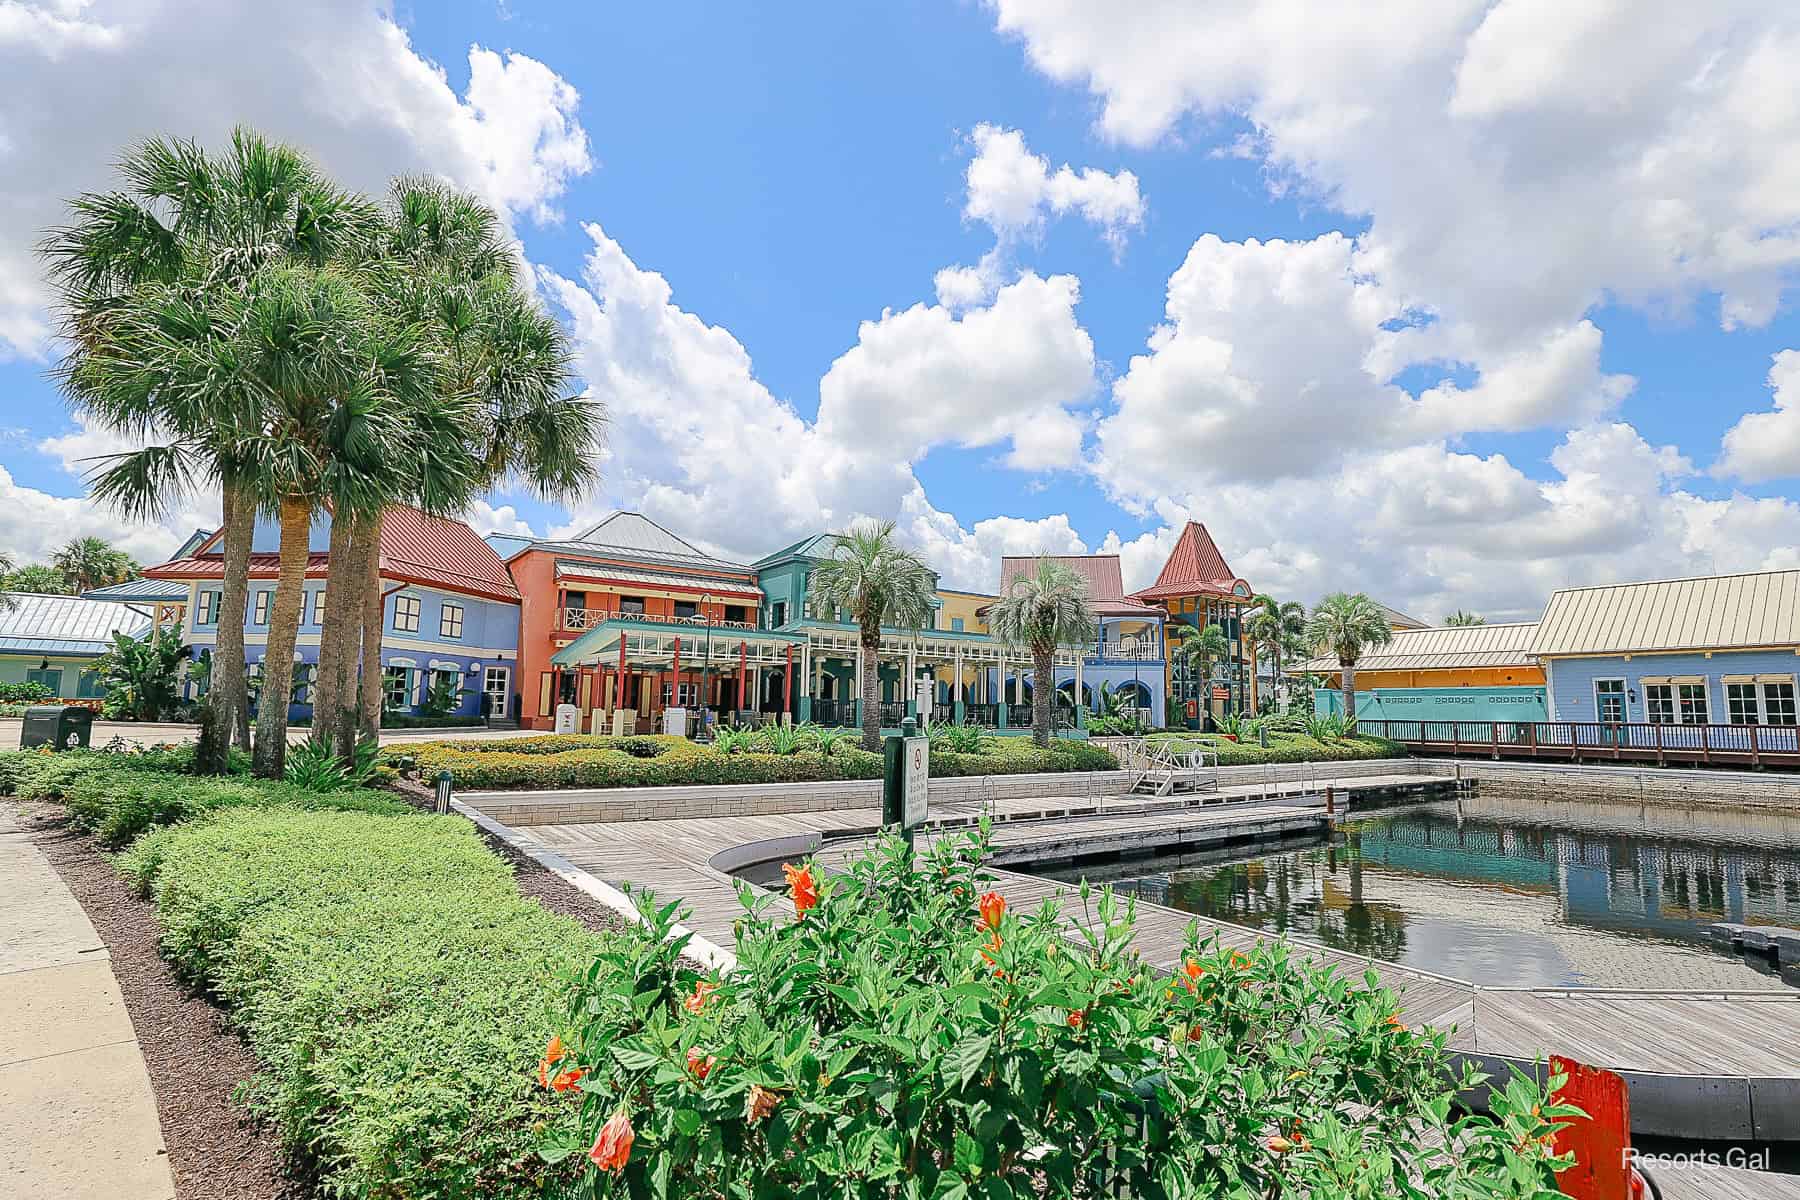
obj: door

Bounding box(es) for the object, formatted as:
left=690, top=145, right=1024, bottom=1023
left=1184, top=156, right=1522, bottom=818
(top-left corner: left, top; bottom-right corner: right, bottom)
left=1593, top=679, right=1625, bottom=744
left=484, top=667, right=510, bottom=716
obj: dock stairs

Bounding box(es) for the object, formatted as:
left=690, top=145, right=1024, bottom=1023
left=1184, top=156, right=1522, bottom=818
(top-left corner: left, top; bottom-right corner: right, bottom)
left=1121, top=739, right=1220, bottom=797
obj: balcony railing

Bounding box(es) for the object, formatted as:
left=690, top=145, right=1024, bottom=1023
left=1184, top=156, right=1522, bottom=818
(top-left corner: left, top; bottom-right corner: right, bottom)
left=561, top=607, right=760, bottom=633
left=1361, top=719, right=1800, bottom=767
left=1086, top=639, right=1163, bottom=662
left=812, top=698, right=855, bottom=728
left=963, top=702, right=999, bottom=727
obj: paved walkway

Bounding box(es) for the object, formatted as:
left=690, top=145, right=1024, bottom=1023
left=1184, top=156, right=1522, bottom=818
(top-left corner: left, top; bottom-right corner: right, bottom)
left=0, top=803, right=174, bottom=1200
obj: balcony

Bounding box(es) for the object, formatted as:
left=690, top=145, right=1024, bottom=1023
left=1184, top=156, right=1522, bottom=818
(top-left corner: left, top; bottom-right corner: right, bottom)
left=560, top=607, right=760, bottom=634
left=1085, top=638, right=1163, bottom=663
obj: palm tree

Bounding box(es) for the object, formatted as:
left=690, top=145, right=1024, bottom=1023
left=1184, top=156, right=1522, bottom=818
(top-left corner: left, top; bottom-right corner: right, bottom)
left=808, top=521, right=937, bottom=751
left=42, top=128, right=377, bottom=772
left=0, top=553, right=14, bottom=612
left=987, top=558, right=1095, bottom=748
left=1304, top=592, right=1394, bottom=724
left=52, top=537, right=137, bottom=592
left=1245, top=594, right=1307, bottom=709
left=1176, top=623, right=1230, bottom=724
left=1444, top=609, right=1485, bottom=626
left=4, top=564, right=70, bottom=596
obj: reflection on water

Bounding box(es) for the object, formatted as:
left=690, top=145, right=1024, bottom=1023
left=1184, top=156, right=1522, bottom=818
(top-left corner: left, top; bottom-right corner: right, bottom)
left=1083, top=795, right=1800, bottom=990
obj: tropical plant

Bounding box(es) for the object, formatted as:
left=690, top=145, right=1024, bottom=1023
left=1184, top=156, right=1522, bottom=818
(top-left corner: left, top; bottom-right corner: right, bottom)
left=4, top=564, right=73, bottom=595
left=51, top=536, right=138, bottom=592
left=91, top=626, right=190, bottom=721
left=1216, top=710, right=1248, bottom=738
left=283, top=734, right=382, bottom=792
left=43, top=128, right=382, bottom=772
left=987, top=558, right=1094, bottom=748
left=1304, top=592, right=1394, bottom=724
left=1305, top=711, right=1351, bottom=740
left=0, top=681, right=55, bottom=704
left=810, top=724, right=854, bottom=759
left=542, top=828, right=1577, bottom=1198
left=1245, top=594, right=1307, bottom=708
left=1176, top=622, right=1230, bottom=701
left=1444, top=609, right=1486, bottom=626
left=807, top=521, right=937, bottom=752
left=758, top=722, right=809, bottom=756
left=926, top=721, right=988, bottom=754
left=419, top=672, right=469, bottom=719
left=710, top=724, right=759, bottom=755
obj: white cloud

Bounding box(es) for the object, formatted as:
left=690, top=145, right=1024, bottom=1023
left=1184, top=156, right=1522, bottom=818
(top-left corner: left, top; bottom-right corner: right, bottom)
left=0, top=0, right=591, bottom=359
left=1717, top=350, right=1800, bottom=483
left=463, top=499, right=538, bottom=539
left=36, top=412, right=147, bottom=478
left=0, top=465, right=215, bottom=567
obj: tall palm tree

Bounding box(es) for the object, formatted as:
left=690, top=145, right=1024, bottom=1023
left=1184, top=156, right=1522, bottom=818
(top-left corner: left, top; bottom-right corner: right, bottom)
left=1246, top=594, right=1306, bottom=709
left=1304, top=592, right=1394, bottom=725
left=52, top=537, right=136, bottom=592
left=808, top=521, right=937, bottom=751
left=987, top=558, right=1095, bottom=748
left=1443, top=609, right=1485, bottom=626
left=0, top=553, right=14, bottom=613
left=42, top=128, right=376, bottom=772
left=1176, top=623, right=1230, bottom=722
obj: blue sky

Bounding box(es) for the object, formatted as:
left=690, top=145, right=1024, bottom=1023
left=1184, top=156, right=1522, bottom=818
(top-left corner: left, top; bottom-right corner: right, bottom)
left=5, top=1, right=1800, bottom=621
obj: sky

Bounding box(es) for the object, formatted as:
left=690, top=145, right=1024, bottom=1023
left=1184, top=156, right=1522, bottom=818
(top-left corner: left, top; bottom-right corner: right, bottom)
left=5, top=1, right=1800, bottom=623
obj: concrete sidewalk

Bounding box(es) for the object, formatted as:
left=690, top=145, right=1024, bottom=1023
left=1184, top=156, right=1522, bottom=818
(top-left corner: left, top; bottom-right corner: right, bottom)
left=0, top=804, right=175, bottom=1200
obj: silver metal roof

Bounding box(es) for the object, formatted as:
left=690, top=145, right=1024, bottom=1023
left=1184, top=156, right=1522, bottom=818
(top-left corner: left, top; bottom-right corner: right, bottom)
left=1530, top=570, right=1800, bottom=657
left=1300, top=621, right=1540, bottom=673
left=554, top=560, right=764, bottom=598
left=526, top=511, right=750, bottom=574
left=0, top=592, right=153, bottom=656
left=81, top=578, right=189, bottom=602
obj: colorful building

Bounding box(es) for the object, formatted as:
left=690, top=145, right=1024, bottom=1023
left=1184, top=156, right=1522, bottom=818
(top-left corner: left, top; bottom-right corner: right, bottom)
left=0, top=592, right=153, bottom=700
left=934, top=588, right=993, bottom=634
left=1531, top=570, right=1800, bottom=728
left=1307, top=622, right=1548, bottom=723
left=507, top=511, right=779, bottom=732
left=143, top=505, right=520, bottom=721
left=995, top=555, right=1165, bottom=723
left=1127, top=522, right=1256, bottom=726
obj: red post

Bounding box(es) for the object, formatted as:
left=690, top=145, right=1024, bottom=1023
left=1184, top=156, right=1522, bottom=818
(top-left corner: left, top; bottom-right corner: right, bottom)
left=672, top=637, right=682, bottom=710
left=783, top=643, right=793, bottom=717
left=1548, top=1056, right=1636, bottom=1200
left=617, top=630, right=628, bottom=717
left=739, top=640, right=748, bottom=715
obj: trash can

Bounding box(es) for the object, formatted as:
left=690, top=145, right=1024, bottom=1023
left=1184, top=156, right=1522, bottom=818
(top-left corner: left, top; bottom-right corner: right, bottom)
left=19, top=705, right=94, bottom=751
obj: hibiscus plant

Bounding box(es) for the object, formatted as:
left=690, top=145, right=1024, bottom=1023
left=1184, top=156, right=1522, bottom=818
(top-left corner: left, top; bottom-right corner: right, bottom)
left=538, top=828, right=1577, bottom=1198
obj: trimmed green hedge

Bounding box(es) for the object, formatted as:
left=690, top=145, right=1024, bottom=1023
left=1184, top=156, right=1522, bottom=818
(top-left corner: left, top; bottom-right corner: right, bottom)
left=399, top=732, right=1118, bottom=790
left=1147, top=731, right=1406, bottom=766
left=0, top=747, right=408, bottom=847
left=122, top=808, right=609, bottom=1199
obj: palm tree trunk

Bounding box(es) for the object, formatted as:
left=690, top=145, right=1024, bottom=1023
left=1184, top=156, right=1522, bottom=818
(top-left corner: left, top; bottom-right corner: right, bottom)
left=1341, top=660, right=1357, bottom=726
left=199, top=473, right=256, bottom=772
left=859, top=627, right=881, bottom=752
left=310, top=513, right=354, bottom=754
left=1247, top=636, right=1259, bottom=713
left=252, top=494, right=311, bottom=778
left=328, top=517, right=374, bottom=755
left=1032, top=649, right=1053, bottom=748
left=356, top=509, right=387, bottom=738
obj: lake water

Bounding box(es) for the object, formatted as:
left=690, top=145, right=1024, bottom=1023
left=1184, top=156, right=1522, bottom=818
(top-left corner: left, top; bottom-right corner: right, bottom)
left=1052, top=794, right=1800, bottom=990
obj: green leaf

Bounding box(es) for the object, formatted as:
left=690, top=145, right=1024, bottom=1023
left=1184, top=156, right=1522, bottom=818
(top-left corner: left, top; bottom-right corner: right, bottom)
left=943, top=1033, right=994, bottom=1090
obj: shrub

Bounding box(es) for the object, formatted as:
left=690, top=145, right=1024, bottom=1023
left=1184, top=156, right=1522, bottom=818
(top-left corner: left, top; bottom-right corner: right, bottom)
left=1147, top=730, right=1404, bottom=767
left=124, top=808, right=614, bottom=1200
left=403, top=732, right=1118, bottom=790
left=282, top=736, right=381, bottom=792
left=541, top=829, right=1576, bottom=1197
left=0, top=680, right=54, bottom=703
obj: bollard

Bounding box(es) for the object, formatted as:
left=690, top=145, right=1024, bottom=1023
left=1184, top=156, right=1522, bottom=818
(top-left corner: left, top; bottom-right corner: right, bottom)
left=1324, top=785, right=1335, bottom=816
left=434, top=769, right=453, bottom=815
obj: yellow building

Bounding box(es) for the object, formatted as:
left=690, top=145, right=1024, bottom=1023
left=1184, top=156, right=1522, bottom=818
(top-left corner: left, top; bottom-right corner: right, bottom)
left=934, top=589, right=993, bottom=635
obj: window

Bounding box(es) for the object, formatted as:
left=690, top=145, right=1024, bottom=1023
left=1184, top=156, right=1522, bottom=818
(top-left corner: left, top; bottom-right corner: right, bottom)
left=439, top=602, right=464, bottom=639
left=724, top=604, right=748, bottom=624
left=393, top=594, right=421, bottom=633
left=770, top=602, right=787, bottom=628
left=430, top=668, right=460, bottom=708
left=1678, top=683, right=1709, bottom=725
left=1645, top=684, right=1675, bottom=724
left=1594, top=679, right=1626, bottom=724
left=951, top=617, right=965, bottom=632
left=383, top=665, right=411, bottom=710
left=293, top=663, right=314, bottom=705
left=311, top=590, right=326, bottom=626
left=618, top=595, right=646, bottom=615
left=196, top=590, right=219, bottom=626
left=673, top=600, right=699, bottom=620
left=26, top=667, right=63, bottom=695
left=1728, top=682, right=1760, bottom=725
left=1764, top=681, right=1797, bottom=726
left=253, top=589, right=271, bottom=626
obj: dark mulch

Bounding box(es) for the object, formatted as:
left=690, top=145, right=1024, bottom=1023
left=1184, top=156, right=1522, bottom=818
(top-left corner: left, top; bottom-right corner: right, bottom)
left=21, top=806, right=291, bottom=1200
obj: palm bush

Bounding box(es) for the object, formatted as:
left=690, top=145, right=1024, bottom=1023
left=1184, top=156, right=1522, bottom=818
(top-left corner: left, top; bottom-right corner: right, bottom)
left=542, top=828, right=1575, bottom=1198
left=987, top=559, right=1096, bottom=748
left=926, top=721, right=987, bottom=754
left=758, top=722, right=809, bottom=756
left=710, top=725, right=759, bottom=755
left=1304, top=593, right=1394, bottom=724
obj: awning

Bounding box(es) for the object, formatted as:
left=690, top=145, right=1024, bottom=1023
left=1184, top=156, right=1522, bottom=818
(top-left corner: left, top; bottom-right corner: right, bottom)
left=552, top=618, right=804, bottom=668
left=554, top=560, right=763, bottom=601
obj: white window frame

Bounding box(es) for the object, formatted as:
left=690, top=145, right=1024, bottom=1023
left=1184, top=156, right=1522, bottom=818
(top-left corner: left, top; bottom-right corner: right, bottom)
left=1592, top=678, right=1626, bottom=724
left=311, top=589, right=327, bottom=626
left=1645, top=684, right=1676, bottom=725
left=483, top=666, right=510, bottom=715
left=439, top=601, right=464, bottom=640
left=1762, top=680, right=1797, bottom=727
left=393, top=594, right=422, bottom=634
left=382, top=665, right=411, bottom=710
left=1726, top=681, right=1760, bottom=725
left=253, top=589, right=271, bottom=626
left=196, top=589, right=219, bottom=626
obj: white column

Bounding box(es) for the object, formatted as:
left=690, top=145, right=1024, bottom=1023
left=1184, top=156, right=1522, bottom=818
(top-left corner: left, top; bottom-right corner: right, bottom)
left=954, top=644, right=964, bottom=707
left=1074, top=644, right=1084, bottom=712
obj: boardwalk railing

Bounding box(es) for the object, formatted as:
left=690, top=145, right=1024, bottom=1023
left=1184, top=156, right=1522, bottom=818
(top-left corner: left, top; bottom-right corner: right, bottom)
left=1361, top=718, right=1800, bottom=767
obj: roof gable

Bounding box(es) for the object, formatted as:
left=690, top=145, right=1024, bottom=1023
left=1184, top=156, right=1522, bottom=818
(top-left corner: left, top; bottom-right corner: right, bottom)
left=1530, top=569, right=1800, bottom=657
left=1131, top=522, right=1248, bottom=601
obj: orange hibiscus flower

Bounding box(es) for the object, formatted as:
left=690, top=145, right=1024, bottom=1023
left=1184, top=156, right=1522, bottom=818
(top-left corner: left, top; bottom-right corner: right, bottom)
left=686, top=1048, right=716, bottom=1081
left=589, top=1112, right=634, bottom=1173
left=683, top=980, right=718, bottom=1014
left=783, top=863, right=818, bottom=917
left=978, top=891, right=1006, bottom=931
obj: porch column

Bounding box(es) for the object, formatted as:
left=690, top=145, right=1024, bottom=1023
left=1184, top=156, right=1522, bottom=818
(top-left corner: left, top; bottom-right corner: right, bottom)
left=799, top=638, right=813, bottom=723
left=997, top=651, right=1009, bottom=729
left=671, top=638, right=682, bottom=722
left=738, top=640, right=748, bottom=717
left=905, top=642, right=919, bottom=720
left=783, top=644, right=793, bottom=722
left=953, top=644, right=965, bottom=723
left=1074, top=647, right=1086, bottom=731
left=854, top=643, right=864, bottom=729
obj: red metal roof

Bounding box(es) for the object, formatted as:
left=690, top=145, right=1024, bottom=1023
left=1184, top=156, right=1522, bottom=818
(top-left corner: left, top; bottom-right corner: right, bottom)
left=997, top=555, right=1163, bottom=618
left=143, top=506, right=521, bottom=604
left=1129, top=522, right=1250, bottom=602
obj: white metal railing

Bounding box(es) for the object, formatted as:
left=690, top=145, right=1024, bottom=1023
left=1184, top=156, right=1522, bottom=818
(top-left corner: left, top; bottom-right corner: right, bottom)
left=561, top=607, right=760, bottom=633
left=1116, top=737, right=1217, bottom=794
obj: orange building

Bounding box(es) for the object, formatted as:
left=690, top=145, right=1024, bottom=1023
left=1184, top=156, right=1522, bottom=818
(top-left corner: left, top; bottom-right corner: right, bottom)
left=501, top=512, right=780, bottom=731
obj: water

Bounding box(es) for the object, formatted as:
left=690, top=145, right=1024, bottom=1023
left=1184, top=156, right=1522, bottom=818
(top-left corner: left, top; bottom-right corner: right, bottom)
left=1060, top=794, right=1800, bottom=990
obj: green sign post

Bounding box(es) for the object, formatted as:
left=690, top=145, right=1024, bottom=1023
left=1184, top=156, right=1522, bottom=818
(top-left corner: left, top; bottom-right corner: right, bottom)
left=882, top=716, right=929, bottom=849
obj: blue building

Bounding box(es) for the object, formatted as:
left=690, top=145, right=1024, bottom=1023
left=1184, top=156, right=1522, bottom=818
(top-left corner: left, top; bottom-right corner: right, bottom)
left=1533, top=570, right=1799, bottom=730
left=995, top=555, right=1166, bottom=725
left=143, top=505, right=521, bottom=721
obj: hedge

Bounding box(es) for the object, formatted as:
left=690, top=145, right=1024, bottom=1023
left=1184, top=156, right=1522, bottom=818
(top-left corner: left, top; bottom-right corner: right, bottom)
left=1148, top=731, right=1406, bottom=766
left=122, top=807, right=610, bottom=1200
left=398, top=732, right=1118, bottom=790
left=0, top=747, right=408, bottom=847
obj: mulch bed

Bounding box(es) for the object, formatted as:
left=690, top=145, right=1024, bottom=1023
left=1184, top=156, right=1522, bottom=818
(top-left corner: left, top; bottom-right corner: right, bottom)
left=22, top=792, right=650, bottom=1200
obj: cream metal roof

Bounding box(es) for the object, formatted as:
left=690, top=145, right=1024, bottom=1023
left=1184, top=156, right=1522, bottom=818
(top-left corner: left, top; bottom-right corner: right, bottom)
left=1530, top=570, right=1800, bottom=657
left=1299, top=621, right=1540, bottom=673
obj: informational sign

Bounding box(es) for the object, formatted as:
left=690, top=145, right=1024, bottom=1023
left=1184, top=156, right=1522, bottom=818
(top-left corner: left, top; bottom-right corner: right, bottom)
left=903, top=735, right=929, bottom=829
left=1211, top=686, right=1229, bottom=701
left=554, top=703, right=580, bottom=734
left=1185, top=699, right=1198, bottom=719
